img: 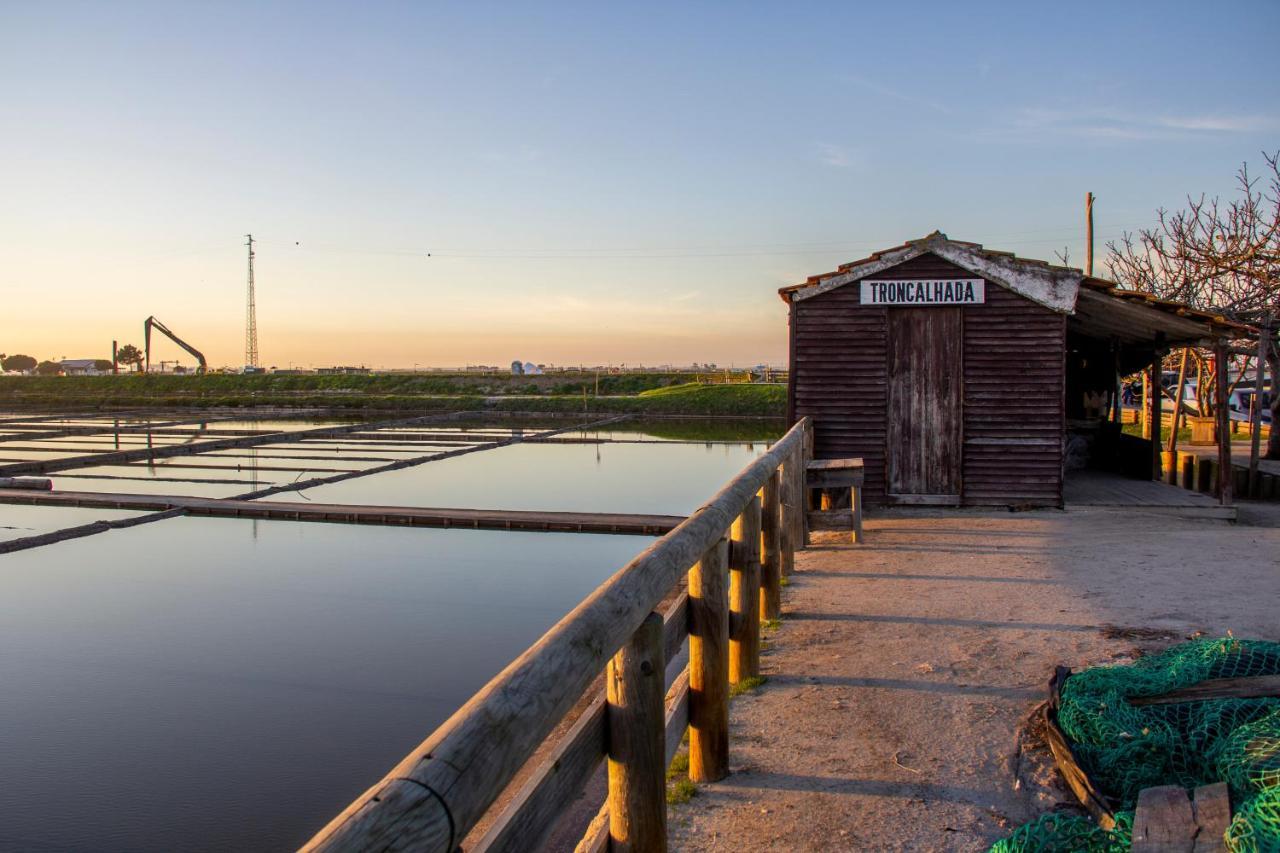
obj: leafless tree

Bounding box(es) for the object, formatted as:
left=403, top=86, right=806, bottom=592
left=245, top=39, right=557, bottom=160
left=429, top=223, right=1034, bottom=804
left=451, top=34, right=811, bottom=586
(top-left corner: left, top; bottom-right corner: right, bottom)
left=1107, top=152, right=1280, bottom=459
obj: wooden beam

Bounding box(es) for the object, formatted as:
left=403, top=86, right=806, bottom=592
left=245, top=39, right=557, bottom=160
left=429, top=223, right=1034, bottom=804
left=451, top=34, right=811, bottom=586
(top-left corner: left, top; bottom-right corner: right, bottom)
left=1149, top=353, right=1164, bottom=480
left=0, top=489, right=682, bottom=536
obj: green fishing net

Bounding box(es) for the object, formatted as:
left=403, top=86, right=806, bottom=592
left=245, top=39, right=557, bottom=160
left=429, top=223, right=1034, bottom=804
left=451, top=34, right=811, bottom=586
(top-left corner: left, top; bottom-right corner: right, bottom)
left=1226, top=786, right=1280, bottom=852
left=990, top=811, right=1132, bottom=853
left=990, top=638, right=1280, bottom=852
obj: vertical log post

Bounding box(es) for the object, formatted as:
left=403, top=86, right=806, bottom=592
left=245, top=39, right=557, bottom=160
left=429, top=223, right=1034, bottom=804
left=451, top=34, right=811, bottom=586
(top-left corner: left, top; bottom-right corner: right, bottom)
left=1214, top=341, right=1232, bottom=505
left=606, top=612, right=667, bottom=853
left=687, top=538, right=730, bottom=782
left=1148, top=352, right=1163, bottom=481
left=778, top=455, right=796, bottom=581
left=1197, top=458, right=1213, bottom=494
left=1167, top=348, right=1189, bottom=456
left=1248, top=326, right=1270, bottom=496
left=760, top=471, right=782, bottom=621
left=800, top=420, right=814, bottom=547
left=729, top=497, right=762, bottom=684
left=1179, top=453, right=1196, bottom=491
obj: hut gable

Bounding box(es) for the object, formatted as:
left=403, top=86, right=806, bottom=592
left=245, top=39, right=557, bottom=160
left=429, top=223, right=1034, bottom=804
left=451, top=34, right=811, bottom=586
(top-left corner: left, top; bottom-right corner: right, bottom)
left=789, top=249, right=1064, bottom=506
left=782, top=231, right=1081, bottom=314
left=782, top=233, right=1247, bottom=511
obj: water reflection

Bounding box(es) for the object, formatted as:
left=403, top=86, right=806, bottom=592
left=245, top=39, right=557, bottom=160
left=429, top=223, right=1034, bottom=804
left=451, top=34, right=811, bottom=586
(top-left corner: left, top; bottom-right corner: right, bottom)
left=0, top=517, right=651, bottom=851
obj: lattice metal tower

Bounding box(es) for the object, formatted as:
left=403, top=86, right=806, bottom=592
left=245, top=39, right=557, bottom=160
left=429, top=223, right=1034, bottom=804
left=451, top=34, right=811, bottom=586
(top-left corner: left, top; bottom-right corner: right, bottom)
left=245, top=233, right=259, bottom=368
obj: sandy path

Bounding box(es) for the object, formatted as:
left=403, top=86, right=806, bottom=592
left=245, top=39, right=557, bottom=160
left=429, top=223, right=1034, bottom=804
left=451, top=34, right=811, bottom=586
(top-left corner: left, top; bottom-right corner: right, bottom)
left=667, top=505, right=1280, bottom=852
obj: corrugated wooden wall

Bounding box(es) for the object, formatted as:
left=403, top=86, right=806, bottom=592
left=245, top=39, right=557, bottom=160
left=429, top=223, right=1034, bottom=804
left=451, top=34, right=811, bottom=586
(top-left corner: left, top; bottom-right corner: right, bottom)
left=960, top=279, right=1065, bottom=505
left=789, top=252, right=1065, bottom=507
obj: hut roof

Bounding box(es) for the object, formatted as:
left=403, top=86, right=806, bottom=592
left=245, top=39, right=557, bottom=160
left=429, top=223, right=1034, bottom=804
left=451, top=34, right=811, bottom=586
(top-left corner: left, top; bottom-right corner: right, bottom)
left=778, top=231, right=1251, bottom=346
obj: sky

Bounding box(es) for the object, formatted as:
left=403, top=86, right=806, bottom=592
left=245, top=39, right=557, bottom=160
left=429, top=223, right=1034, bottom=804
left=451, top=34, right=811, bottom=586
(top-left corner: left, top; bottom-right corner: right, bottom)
left=2, top=1, right=1278, bottom=369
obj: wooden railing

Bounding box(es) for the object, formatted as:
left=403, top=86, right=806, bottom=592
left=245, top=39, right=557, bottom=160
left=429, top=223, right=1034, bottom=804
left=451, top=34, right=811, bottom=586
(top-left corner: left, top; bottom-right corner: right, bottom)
left=303, top=417, right=813, bottom=852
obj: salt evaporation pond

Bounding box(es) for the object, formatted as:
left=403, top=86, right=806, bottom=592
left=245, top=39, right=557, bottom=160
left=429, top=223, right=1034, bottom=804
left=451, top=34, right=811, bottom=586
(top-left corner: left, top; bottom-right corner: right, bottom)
left=266, top=439, right=768, bottom=514
left=0, top=516, right=651, bottom=851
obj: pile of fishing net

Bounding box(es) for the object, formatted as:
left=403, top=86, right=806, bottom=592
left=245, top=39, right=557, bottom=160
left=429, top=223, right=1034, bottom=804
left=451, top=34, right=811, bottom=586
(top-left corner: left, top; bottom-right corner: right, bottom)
left=992, top=637, right=1280, bottom=852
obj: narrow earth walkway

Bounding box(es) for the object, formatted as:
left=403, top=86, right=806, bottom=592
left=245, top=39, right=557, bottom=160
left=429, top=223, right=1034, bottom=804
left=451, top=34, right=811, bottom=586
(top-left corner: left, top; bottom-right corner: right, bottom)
left=668, top=507, right=1279, bottom=852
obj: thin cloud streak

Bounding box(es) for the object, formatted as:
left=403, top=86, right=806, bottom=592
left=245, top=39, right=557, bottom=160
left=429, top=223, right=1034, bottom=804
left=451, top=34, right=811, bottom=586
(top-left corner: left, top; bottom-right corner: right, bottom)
left=1002, top=107, right=1279, bottom=141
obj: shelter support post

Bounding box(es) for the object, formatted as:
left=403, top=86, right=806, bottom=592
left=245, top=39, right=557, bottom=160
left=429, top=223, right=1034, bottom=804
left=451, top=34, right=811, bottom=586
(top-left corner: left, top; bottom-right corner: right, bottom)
left=1248, top=324, right=1270, bottom=495
left=1215, top=340, right=1232, bottom=505
left=1148, top=352, right=1163, bottom=481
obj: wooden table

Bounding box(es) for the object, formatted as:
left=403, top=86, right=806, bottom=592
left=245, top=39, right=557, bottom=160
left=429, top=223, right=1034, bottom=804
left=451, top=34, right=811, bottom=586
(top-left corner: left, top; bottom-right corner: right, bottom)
left=806, top=458, right=864, bottom=543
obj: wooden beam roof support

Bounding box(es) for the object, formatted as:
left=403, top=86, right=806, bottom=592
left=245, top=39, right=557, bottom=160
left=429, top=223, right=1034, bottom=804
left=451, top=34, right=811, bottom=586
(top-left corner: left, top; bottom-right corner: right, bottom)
left=1215, top=340, right=1233, bottom=506
left=1149, top=350, right=1164, bottom=481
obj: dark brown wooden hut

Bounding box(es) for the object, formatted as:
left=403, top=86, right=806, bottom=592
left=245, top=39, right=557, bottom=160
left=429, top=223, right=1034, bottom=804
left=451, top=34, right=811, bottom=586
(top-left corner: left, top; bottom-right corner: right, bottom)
left=779, top=232, right=1246, bottom=508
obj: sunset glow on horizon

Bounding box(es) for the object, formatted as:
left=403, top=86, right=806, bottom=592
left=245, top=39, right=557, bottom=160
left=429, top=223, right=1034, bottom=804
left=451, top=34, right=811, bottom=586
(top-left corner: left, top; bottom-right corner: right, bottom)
left=4, top=2, right=1277, bottom=368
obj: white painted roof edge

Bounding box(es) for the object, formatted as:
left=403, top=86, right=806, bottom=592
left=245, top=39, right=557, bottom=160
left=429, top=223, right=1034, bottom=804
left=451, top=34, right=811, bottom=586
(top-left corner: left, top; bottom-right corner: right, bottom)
left=788, top=234, right=1082, bottom=314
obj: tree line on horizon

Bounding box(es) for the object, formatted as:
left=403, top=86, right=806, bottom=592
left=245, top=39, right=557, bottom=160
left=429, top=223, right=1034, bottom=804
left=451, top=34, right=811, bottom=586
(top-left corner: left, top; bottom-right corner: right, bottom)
left=1, top=344, right=144, bottom=375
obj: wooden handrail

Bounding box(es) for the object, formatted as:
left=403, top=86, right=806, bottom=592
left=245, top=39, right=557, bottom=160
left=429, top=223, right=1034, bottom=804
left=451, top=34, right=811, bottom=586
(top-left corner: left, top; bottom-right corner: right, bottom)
left=303, top=417, right=811, bottom=852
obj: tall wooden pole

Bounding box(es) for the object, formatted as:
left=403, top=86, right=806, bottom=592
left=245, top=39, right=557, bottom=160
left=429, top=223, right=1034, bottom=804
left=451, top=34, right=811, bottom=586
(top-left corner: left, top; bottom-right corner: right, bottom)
left=1214, top=341, right=1233, bottom=505
left=1085, top=192, right=1095, bottom=276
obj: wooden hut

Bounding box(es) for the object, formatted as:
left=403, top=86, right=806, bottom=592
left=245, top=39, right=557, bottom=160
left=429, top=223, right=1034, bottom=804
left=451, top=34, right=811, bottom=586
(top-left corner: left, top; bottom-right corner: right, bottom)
left=779, top=232, right=1246, bottom=509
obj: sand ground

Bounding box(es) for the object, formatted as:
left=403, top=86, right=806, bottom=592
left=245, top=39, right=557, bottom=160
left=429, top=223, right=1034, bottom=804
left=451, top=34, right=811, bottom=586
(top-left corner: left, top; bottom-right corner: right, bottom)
left=666, top=503, right=1280, bottom=852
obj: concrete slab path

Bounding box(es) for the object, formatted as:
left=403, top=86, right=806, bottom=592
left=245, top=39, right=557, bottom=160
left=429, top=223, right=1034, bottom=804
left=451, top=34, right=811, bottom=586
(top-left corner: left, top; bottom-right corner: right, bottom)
left=667, top=506, right=1280, bottom=852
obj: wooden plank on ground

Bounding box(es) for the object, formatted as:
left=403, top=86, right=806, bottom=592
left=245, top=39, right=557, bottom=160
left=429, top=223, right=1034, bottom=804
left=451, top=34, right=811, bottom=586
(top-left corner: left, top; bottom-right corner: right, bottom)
left=1133, top=785, right=1196, bottom=853
left=1192, top=782, right=1230, bottom=853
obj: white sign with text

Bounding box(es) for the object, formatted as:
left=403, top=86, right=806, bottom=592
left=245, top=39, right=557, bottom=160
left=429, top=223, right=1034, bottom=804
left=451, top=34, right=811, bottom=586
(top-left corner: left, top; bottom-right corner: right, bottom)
left=861, top=279, right=985, bottom=306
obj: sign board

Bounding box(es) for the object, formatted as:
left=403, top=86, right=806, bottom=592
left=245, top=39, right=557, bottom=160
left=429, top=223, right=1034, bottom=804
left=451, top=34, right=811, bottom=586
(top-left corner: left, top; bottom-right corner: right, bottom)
left=861, top=279, right=985, bottom=306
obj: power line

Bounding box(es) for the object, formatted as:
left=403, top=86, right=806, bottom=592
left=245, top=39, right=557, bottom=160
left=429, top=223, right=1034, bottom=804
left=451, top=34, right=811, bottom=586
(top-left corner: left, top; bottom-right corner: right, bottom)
left=252, top=229, right=1140, bottom=262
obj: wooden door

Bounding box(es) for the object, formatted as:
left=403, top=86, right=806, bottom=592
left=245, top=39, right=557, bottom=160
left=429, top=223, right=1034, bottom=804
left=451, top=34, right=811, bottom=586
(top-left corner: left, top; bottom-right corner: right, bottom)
left=886, top=308, right=963, bottom=502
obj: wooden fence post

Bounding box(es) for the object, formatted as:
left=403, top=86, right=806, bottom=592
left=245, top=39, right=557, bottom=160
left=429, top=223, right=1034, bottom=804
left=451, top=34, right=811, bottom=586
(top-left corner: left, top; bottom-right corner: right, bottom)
left=729, top=497, right=762, bottom=684
left=778, top=456, right=796, bottom=581
left=800, top=420, right=814, bottom=547
left=606, top=611, right=667, bottom=853
left=688, top=538, right=730, bottom=782
left=760, top=471, right=782, bottom=621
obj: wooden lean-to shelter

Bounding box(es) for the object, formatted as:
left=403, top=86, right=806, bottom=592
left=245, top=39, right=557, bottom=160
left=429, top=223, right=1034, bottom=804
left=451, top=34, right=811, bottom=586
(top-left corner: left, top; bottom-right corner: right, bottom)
left=779, top=232, right=1248, bottom=509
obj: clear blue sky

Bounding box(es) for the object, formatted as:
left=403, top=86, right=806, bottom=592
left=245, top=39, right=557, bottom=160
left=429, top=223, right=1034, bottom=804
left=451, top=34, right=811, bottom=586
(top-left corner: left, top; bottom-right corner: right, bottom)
left=3, top=1, right=1277, bottom=368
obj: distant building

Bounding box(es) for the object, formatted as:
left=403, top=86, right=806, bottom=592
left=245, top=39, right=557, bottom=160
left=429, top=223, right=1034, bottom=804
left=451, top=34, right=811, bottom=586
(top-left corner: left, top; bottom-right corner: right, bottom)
left=316, top=366, right=370, bottom=375
left=511, top=360, right=524, bottom=375
left=59, top=359, right=105, bottom=376
left=523, top=362, right=542, bottom=375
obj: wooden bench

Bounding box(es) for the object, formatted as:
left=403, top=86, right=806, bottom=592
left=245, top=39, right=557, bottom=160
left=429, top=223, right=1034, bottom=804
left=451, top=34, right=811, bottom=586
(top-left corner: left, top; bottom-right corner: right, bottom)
left=805, top=458, right=864, bottom=543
